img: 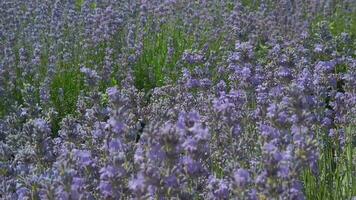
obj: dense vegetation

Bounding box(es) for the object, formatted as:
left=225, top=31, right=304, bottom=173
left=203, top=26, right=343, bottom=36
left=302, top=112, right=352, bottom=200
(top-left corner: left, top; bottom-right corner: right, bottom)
left=0, top=0, right=355, bottom=199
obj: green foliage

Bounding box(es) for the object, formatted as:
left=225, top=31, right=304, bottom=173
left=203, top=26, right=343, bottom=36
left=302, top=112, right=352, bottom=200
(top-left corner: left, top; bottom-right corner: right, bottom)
left=75, top=0, right=84, bottom=10
left=133, top=19, right=195, bottom=91
left=311, top=5, right=356, bottom=37
left=50, top=66, right=83, bottom=134
left=302, top=126, right=356, bottom=200
left=241, top=0, right=260, bottom=10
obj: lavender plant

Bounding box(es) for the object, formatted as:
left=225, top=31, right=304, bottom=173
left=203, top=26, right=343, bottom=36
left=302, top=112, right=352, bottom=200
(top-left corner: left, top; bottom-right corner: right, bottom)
left=0, top=0, right=355, bottom=199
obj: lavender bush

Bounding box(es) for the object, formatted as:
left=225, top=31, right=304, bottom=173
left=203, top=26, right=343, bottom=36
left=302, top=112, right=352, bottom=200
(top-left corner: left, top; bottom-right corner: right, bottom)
left=0, top=0, right=355, bottom=199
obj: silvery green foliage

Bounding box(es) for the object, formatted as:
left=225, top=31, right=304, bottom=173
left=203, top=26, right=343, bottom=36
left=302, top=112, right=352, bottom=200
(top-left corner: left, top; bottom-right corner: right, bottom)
left=0, top=0, right=355, bottom=199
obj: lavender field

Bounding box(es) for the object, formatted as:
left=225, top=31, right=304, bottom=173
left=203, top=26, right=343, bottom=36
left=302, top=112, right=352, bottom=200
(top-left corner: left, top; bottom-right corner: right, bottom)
left=0, top=0, right=355, bottom=199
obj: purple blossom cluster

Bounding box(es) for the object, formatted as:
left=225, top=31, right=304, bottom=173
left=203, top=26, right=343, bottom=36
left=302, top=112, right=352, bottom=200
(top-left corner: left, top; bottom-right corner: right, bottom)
left=1, top=0, right=355, bottom=199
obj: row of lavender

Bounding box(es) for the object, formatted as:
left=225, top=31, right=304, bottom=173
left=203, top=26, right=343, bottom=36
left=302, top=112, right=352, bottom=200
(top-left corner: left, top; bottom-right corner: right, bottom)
left=1, top=0, right=355, bottom=199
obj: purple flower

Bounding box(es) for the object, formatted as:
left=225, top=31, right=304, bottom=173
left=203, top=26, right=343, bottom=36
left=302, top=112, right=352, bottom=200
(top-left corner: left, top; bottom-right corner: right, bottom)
left=129, top=173, right=146, bottom=193
left=208, top=176, right=230, bottom=199
left=315, top=61, right=335, bottom=73
left=182, top=137, right=198, bottom=152
left=241, top=67, right=252, bottom=79
left=182, top=51, right=205, bottom=64
left=186, top=78, right=200, bottom=89
left=80, top=67, right=101, bottom=86
left=278, top=67, right=292, bottom=78
left=278, top=166, right=290, bottom=178
left=100, top=165, right=117, bottom=180
left=314, top=44, right=323, bottom=53
left=234, top=168, right=250, bottom=188
left=107, top=87, right=119, bottom=99
left=190, top=123, right=209, bottom=141
left=232, top=123, right=242, bottom=137
left=267, top=103, right=278, bottom=119
left=16, top=187, right=30, bottom=199
left=181, top=156, right=202, bottom=175
left=108, top=138, right=123, bottom=153
left=164, top=175, right=178, bottom=188
left=73, top=149, right=92, bottom=167
left=71, top=177, right=85, bottom=198
left=263, top=143, right=277, bottom=154
left=108, top=117, right=125, bottom=134
left=148, top=144, right=166, bottom=161
left=99, top=181, right=114, bottom=198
